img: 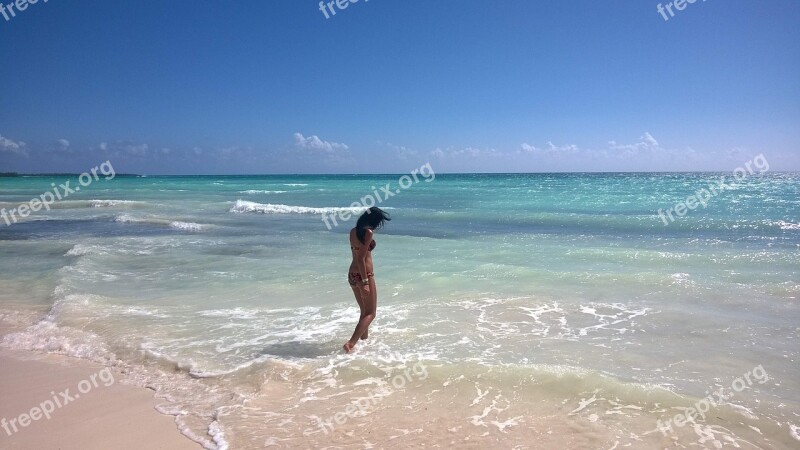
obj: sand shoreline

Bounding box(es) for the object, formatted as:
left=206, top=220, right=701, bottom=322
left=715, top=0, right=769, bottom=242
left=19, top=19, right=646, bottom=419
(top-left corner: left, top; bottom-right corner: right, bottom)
left=0, top=346, right=201, bottom=450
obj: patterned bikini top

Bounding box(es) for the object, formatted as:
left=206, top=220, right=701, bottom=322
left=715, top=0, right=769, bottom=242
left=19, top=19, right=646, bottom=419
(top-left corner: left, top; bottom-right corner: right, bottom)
left=351, top=240, right=376, bottom=252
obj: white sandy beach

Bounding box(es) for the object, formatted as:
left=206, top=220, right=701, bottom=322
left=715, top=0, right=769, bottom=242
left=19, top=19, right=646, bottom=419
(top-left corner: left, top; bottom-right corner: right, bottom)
left=0, top=344, right=200, bottom=450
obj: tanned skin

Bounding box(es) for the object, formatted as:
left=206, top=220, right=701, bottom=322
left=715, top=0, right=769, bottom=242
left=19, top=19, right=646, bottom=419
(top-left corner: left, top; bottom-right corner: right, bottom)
left=343, top=227, right=377, bottom=353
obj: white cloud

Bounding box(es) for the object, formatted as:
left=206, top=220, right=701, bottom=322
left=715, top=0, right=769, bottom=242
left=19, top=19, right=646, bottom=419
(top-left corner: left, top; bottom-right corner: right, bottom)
left=519, top=141, right=579, bottom=155
left=642, top=132, right=658, bottom=147
left=727, top=147, right=744, bottom=158
left=381, top=141, right=420, bottom=160
left=521, top=132, right=670, bottom=159
left=430, top=146, right=498, bottom=159
left=57, top=139, right=70, bottom=149
left=293, top=132, right=348, bottom=153
left=90, top=141, right=150, bottom=157
left=216, top=146, right=252, bottom=159
left=608, top=132, right=661, bottom=154
left=397, top=147, right=419, bottom=160
left=518, top=132, right=712, bottom=171
left=125, top=143, right=149, bottom=156
left=0, top=134, right=28, bottom=156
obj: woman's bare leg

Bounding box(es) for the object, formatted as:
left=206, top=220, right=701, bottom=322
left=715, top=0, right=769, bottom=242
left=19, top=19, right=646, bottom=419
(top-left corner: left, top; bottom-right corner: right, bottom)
left=364, top=276, right=377, bottom=339
left=350, top=286, right=368, bottom=340
left=344, top=279, right=377, bottom=352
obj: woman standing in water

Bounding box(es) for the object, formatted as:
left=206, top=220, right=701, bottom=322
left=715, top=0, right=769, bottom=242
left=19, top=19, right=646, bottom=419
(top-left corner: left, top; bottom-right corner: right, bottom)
left=344, top=207, right=391, bottom=353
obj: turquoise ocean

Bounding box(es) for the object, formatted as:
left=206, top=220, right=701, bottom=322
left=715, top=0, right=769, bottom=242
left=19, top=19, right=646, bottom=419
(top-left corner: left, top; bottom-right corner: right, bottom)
left=0, top=173, right=798, bottom=449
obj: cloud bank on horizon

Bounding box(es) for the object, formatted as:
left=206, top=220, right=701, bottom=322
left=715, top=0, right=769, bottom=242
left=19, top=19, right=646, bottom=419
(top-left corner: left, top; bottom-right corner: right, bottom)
left=2, top=130, right=796, bottom=175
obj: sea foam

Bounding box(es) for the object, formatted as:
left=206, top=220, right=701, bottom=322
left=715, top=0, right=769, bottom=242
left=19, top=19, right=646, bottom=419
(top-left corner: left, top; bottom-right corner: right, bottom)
left=229, top=200, right=365, bottom=215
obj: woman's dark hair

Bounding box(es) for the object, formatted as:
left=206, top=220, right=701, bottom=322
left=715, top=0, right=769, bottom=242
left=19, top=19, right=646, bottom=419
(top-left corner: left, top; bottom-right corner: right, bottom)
left=356, top=207, right=391, bottom=243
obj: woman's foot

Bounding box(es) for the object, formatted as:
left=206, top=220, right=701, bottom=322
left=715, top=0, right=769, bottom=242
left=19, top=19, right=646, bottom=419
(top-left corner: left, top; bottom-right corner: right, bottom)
left=343, top=340, right=356, bottom=353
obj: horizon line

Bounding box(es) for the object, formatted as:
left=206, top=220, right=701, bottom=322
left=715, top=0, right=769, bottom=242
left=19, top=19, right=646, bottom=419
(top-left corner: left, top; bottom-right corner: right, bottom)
left=3, top=171, right=797, bottom=177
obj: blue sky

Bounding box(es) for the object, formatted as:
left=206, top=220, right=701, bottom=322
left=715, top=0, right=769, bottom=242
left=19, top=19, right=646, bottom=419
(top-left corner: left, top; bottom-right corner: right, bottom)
left=0, top=0, right=798, bottom=174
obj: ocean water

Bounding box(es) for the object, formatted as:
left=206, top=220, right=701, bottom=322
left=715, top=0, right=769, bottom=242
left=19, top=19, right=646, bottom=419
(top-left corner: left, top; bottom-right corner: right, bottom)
left=0, top=173, right=798, bottom=449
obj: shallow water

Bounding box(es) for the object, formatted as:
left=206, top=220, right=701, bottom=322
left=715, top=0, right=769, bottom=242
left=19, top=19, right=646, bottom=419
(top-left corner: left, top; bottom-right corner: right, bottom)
left=0, top=173, right=798, bottom=449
